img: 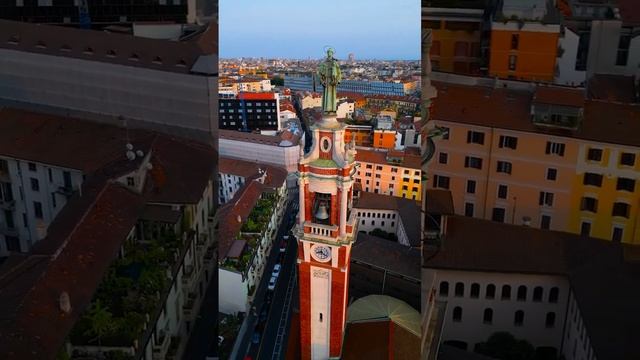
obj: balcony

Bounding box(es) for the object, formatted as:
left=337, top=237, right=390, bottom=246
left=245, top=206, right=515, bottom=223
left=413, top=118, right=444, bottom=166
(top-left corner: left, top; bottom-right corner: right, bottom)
left=56, top=185, right=74, bottom=197
left=0, top=168, right=9, bottom=181
left=0, top=224, right=18, bottom=237
left=152, top=331, right=171, bottom=360
left=0, top=198, right=15, bottom=210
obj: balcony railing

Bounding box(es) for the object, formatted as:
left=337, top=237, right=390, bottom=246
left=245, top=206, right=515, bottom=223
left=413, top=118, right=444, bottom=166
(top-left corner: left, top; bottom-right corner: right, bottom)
left=0, top=198, right=15, bottom=210
left=0, top=224, right=18, bottom=237
left=152, top=332, right=171, bottom=360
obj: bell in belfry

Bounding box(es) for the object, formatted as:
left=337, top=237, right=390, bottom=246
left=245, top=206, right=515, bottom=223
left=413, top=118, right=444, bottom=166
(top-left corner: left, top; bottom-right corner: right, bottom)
left=315, top=201, right=329, bottom=220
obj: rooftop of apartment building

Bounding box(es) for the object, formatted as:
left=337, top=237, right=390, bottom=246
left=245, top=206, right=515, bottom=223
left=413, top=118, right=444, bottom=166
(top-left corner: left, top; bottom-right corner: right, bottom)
left=423, top=214, right=640, bottom=360
left=0, top=19, right=217, bottom=75
left=219, top=128, right=302, bottom=147
left=588, top=74, right=639, bottom=104
left=354, top=192, right=421, bottom=247
left=351, top=233, right=421, bottom=280
left=236, top=92, right=277, bottom=100
left=492, top=0, right=563, bottom=24
left=355, top=147, right=422, bottom=169
left=0, top=109, right=216, bottom=358
left=431, top=80, right=640, bottom=147
left=365, top=94, right=421, bottom=103
left=219, top=157, right=288, bottom=189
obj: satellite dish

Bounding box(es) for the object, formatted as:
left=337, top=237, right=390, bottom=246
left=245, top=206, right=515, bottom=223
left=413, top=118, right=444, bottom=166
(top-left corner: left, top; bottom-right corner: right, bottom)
left=136, top=150, right=144, bottom=157
left=126, top=151, right=136, bottom=160
left=126, top=143, right=134, bottom=150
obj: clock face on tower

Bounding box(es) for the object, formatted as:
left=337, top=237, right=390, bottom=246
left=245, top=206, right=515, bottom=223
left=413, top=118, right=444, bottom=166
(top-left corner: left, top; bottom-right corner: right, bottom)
left=311, top=244, right=332, bottom=262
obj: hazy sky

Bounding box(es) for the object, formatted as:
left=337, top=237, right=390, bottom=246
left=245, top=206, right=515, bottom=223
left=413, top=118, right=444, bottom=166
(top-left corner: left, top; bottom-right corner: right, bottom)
left=219, top=0, right=420, bottom=60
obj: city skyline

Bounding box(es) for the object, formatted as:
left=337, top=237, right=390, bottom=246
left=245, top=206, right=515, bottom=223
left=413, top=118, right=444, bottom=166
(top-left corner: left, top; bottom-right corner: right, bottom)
left=219, top=0, right=420, bottom=60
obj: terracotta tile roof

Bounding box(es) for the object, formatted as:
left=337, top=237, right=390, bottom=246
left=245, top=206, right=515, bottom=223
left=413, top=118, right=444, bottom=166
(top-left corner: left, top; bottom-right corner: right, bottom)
left=617, top=0, right=640, bottom=25
left=432, top=81, right=640, bottom=147
left=364, top=94, right=420, bottom=103
left=237, top=92, right=276, bottom=100
left=588, top=74, right=638, bottom=104
left=342, top=320, right=420, bottom=360
left=337, top=91, right=366, bottom=101
left=0, top=184, right=145, bottom=359
left=140, top=204, right=182, bottom=223
left=219, top=129, right=283, bottom=146
left=424, top=215, right=640, bottom=360
left=426, top=189, right=455, bottom=215
left=217, top=180, right=264, bottom=259
left=356, top=147, right=421, bottom=169
left=352, top=233, right=421, bottom=279
left=0, top=20, right=216, bottom=75
left=534, top=85, right=585, bottom=107
left=218, top=157, right=287, bottom=190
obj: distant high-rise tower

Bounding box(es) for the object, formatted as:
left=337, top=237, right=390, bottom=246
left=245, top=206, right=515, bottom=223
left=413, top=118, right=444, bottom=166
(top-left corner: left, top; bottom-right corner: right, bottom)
left=347, top=53, right=355, bottom=63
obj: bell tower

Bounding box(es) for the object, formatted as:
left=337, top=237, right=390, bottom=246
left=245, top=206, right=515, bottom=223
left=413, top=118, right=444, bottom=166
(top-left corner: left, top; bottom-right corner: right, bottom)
left=295, top=48, right=358, bottom=360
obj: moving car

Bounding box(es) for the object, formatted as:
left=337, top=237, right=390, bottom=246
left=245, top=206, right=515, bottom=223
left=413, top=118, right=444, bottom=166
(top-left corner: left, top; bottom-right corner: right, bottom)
left=268, top=276, right=277, bottom=290
left=272, top=264, right=281, bottom=277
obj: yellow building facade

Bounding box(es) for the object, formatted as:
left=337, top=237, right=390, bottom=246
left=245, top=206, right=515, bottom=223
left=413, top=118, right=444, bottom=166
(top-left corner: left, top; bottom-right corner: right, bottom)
left=355, top=148, right=422, bottom=200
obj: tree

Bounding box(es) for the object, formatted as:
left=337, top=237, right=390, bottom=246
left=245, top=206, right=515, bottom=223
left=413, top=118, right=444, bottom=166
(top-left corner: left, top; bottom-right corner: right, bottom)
left=474, top=332, right=536, bottom=360
left=84, top=300, right=115, bottom=346
left=271, top=76, right=284, bottom=86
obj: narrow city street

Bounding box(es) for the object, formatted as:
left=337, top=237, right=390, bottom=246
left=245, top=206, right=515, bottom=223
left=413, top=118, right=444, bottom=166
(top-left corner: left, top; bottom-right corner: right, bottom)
left=234, top=191, right=299, bottom=360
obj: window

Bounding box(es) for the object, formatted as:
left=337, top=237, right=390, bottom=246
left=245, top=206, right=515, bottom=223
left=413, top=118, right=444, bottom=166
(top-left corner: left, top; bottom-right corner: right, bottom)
left=454, top=41, right=468, bottom=57
left=28, top=162, right=36, bottom=171
left=517, top=286, right=527, bottom=301
left=580, top=197, right=598, bottom=212
left=497, top=185, right=508, bottom=199
left=466, top=180, right=476, bottom=194
left=442, top=127, right=450, bottom=140
left=466, top=131, right=485, bottom=145
left=499, top=135, right=518, bottom=149
left=464, top=203, right=474, bottom=217
left=587, top=148, right=602, bottom=161
left=48, top=168, right=53, bottom=182
left=546, top=142, right=565, bottom=156
left=34, top=201, right=43, bottom=219
left=492, top=208, right=505, bottom=223
left=486, top=284, right=496, bottom=299
left=455, top=282, right=464, bottom=297
left=583, top=173, right=603, bottom=187
left=51, top=193, right=56, bottom=208
left=464, top=156, right=483, bottom=169
left=5, top=237, right=20, bottom=252
left=533, top=286, right=543, bottom=302
left=617, top=178, right=635, bottom=192
left=508, top=55, right=517, bottom=71
left=620, top=152, right=635, bottom=166
left=546, top=168, right=557, bottom=181
left=549, top=287, right=559, bottom=303
left=496, top=161, right=512, bottom=174
left=483, top=308, right=493, bottom=324
left=431, top=41, right=441, bottom=55
left=439, top=281, right=449, bottom=297
left=616, top=33, right=631, bottom=66
left=433, top=175, right=450, bottom=190
left=452, top=306, right=463, bottom=322
left=470, top=283, right=480, bottom=298
left=612, top=202, right=630, bottom=218
left=546, top=312, right=556, bottom=328
left=30, top=178, right=39, bottom=192
left=514, top=310, right=524, bottom=326
left=541, top=215, right=551, bottom=230
left=501, top=285, right=511, bottom=300
left=439, top=153, right=449, bottom=164
left=539, top=192, right=554, bottom=207
left=580, top=222, right=591, bottom=237
left=612, top=227, right=623, bottom=242
left=511, top=34, right=519, bottom=50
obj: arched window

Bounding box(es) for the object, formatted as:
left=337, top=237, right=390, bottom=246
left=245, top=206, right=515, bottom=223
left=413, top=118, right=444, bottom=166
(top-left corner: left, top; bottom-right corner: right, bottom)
left=514, top=310, right=524, bottom=326
left=517, top=285, right=527, bottom=301
left=483, top=308, right=493, bottom=324
left=533, top=286, right=543, bottom=302
left=545, top=312, right=556, bottom=328
left=501, top=285, right=511, bottom=300
left=455, top=282, right=464, bottom=297
left=549, top=287, right=559, bottom=303
left=453, top=306, right=463, bottom=322
left=439, top=281, right=449, bottom=297
left=470, top=283, right=480, bottom=298
left=486, top=284, right=496, bottom=299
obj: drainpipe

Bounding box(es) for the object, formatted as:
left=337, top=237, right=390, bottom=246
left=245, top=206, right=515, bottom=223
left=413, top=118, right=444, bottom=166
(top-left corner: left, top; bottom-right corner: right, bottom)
left=482, top=128, right=495, bottom=219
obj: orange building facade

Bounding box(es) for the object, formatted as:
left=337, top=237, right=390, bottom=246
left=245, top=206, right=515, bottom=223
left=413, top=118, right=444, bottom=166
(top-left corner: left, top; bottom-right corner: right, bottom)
left=372, top=129, right=396, bottom=149
left=489, top=22, right=560, bottom=81
left=355, top=148, right=422, bottom=200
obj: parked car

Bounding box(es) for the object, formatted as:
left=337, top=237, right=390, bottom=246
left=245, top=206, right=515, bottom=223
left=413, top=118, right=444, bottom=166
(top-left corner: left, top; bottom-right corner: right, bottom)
left=283, top=235, right=290, bottom=241
left=259, top=308, right=268, bottom=322
left=268, top=276, right=277, bottom=290
left=218, top=336, right=224, bottom=346
left=252, top=332, right=261, bottom=344
left=279, top=240, right=287, bottom=253
left=272, top=264, right=281, bottom=277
